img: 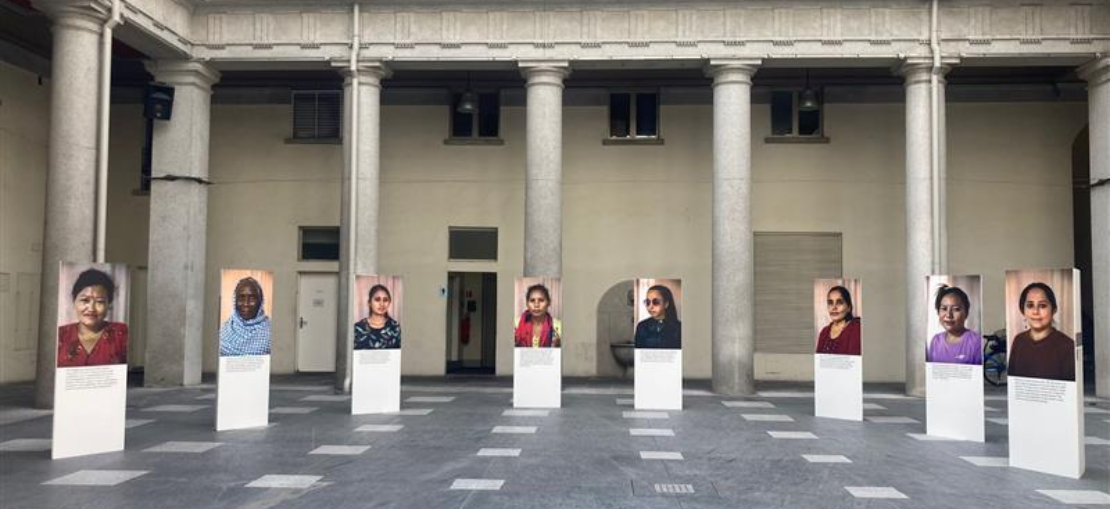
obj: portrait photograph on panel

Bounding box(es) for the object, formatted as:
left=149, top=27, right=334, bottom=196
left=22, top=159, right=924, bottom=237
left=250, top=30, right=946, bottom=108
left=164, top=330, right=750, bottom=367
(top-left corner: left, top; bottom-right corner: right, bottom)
left=219, top=269, right=275, bottom=357
left=925, top=275, right=984, bottom=365
left=633, top=278, right=682, bottom=350
left=814, top=278, right=862, bottom=356
left=354, top=275, right=403, bottom=350
left=513, top=277, right=563, bottom=348
left=1004, top=269, right=1079, bottom=382
left=56, top=262, right=130, bottom=368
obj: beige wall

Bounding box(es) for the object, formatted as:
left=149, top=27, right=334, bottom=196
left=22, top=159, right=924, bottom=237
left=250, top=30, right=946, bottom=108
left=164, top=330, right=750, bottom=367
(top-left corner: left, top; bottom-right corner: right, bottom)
left=0, top=62, right=49, bottom=383
left=6, top=81, right=1086, bottom=383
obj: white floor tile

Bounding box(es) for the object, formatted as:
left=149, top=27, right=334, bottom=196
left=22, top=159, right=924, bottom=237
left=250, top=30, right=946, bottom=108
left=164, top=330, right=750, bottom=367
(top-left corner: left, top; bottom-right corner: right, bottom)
left=492, top=426, right=536, bottom=434
left=0, top=439, right=51, bottom=452
left=845, top=487, right=908, bottom=499
left=1036, top=490, right=1110, bottom=505
left=959, top=456, right=1009, bottom=467
left=768, top=431, right=818, bottom=439
left=622, top=411, right=668, bottom=419
left=450, top=479, right=504, bottom=490
left=986, top=417, right=1009, bottom=425
left=245, top=475, right=322, bottom=489
left=355, top=424, right=404, bottom=432
left=983, top=406, right=1001, bottom=412
left=300, top=395, right=350, bottom=402
left=406, top=396, right=455, bottom=403
left=984, top=395, right=1007, bottom=401
left=865, top=416, right=920, bottom=424
left=125, top=419, right=155, bottom=429
left=270, top=407, right=318, bottom=414
left=477, top=448, right=521, bottom=457
left=722, top=401, right=775, bottom=409
left=195, top=394, right=216, bottom=400
left=615, top=398, right=633, bottom=406
left=862, top=403, right=887, bottom=410
left=629, top=428, right=675, bottom=437
left=143, top=441, right=222, bottom=453
left=906, top=433, right=956, bottom=441
left=389, top=409, right=434, bottom=416
left=309, top=445, right=370, bottom=455
left=640, top=451, right=683, bottom=460
left=756, top=391, right=813, bottom=398
left=741, top=414, right=794, bottom=422
left=1085, top=436, right=1110, bottom=446
left=142, top=405, right=208, bottom=413
left=803, top=454, right=851, bottom=463
left=502, top=409, right=549, bottom=417
left=1085, top=407, right=1110, bottom=414
left=44, top=470, right=148, bottom=486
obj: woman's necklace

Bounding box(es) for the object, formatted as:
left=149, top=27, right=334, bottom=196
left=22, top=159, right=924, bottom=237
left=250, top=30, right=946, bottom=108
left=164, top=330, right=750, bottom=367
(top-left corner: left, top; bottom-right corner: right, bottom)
left=830, top=320, right=847, bottom=338
left=369, top=315, right=386, bottom=328
left=78, top=328, right=104, bottom=353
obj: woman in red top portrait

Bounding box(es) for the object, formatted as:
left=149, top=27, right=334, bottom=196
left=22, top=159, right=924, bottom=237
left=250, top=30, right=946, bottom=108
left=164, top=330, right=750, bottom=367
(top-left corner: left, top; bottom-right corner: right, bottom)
left=815, top=285, right=861, bottom=356
left=57, top=268, right=128, bottom=367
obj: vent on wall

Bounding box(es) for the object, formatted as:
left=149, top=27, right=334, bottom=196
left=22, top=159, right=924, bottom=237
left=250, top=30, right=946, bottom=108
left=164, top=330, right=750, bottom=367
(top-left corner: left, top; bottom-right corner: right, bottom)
left=291, top=90, right=342, bottom=141
left=754, top=232, right=843, bottom=354
left=449, top=227, right=498, bottom=261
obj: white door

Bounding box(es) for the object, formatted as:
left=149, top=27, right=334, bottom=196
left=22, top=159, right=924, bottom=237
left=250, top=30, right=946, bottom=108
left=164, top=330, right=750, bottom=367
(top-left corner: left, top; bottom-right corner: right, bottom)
left=296, top=272, right=338, bottom=372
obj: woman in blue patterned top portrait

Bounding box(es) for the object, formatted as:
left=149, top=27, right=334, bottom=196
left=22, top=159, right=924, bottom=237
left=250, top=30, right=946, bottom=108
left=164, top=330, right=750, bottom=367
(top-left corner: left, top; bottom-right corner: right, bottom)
left=219, top=277, right=271, bottom=356
left=354, top=284, right=401, bottom=350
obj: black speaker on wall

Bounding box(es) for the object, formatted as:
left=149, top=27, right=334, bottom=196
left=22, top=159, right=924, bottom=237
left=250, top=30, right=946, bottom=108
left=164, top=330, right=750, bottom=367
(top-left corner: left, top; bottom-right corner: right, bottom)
left=143, top=82, right=175, bottom=120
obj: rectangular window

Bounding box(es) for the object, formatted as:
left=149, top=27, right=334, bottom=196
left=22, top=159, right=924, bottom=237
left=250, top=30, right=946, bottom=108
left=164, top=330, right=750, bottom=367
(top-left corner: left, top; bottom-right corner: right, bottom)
left=300, top=227, right=340, bottom=261
left=448, top=227, right=498, bottom=261
left=450, top=92, right=501, bottom=139
left=291, top=91, right=342, bottom=141
left=608, top=91, right=659, bottom=139
left=768, top=89, right=825, bottom=140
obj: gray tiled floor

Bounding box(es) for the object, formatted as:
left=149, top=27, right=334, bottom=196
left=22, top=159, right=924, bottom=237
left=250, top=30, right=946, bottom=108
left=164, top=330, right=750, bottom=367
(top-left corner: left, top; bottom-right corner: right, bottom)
left=0, top=376, right=1107, bottom=509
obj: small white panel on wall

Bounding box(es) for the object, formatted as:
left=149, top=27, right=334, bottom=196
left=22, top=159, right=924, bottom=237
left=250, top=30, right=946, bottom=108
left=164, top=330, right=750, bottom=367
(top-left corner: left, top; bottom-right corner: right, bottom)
left=926, top=362, right=984, bottom=441
left=52, top=364, right=127, bottom=459
left=216, top=355, right=270, bottom=431
left=352, top=349, right=401, bottom=414
left=814, top=354, right=862, bottom=421
left=513, top=348, right=561, bottom=408
left=634, top=349, right=682, bottom=410
left=1009, top=370, right=1085, bottom=478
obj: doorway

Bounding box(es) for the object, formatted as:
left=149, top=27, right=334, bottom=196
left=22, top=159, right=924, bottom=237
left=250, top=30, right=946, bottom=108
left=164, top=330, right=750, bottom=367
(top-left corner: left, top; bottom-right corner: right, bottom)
left=296, top=272, right=338, bottom=372
left=445, top=272, right=497, bottom=374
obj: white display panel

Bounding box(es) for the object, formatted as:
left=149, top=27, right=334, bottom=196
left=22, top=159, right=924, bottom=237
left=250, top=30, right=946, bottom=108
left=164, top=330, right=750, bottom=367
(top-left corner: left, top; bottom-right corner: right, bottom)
left=512, top=348, right=562, bottom=408
left=634, top=349, right=682, bottom=410
left=52, top=364, right=127, bottom=459
left=814, top=354, right=862, bottom=421
left=925, top=362, right=985, bottom=441
left=216, top=355, right=270, bottom=430
left=1009, top=369, right=1085, bottom=478
left=352, top=349, right=402, bottom=414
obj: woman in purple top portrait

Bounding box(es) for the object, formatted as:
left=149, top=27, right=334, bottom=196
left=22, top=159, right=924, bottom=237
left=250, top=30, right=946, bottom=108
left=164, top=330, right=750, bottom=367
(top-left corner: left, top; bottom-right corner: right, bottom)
left=926, top=285, right=983, bottom=365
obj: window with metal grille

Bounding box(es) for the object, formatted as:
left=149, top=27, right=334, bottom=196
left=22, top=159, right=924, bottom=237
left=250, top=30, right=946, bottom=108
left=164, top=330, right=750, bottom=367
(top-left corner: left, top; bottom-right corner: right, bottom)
left=291, top=91, right=342, bottom=141
left=299, top=227, right=340, bottom=261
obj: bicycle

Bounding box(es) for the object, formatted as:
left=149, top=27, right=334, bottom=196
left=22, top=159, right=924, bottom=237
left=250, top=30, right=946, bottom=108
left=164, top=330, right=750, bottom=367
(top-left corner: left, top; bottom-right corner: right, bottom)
left=983, top=329, right=1007, bottom=386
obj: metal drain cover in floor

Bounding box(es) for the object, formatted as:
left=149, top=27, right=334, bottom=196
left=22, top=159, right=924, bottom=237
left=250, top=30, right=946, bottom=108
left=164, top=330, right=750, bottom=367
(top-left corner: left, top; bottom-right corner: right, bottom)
left=655, top=483, right=695, bottom=494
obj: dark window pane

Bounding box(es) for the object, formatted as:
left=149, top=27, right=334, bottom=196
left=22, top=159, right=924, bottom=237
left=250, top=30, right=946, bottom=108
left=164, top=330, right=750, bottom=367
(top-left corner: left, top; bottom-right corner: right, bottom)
left=300, top=227, right=340, bottom=261
left=292, top=92, right=317, bottom=139
left=449, top=228, right=498, bottom=261
left=798, top=108, right=821, bottom=136
left=771, top=91, right=794, bottom=136
left=635, top=93, right=658, bottom=137
left=316, top=92, right=342, bottom=138
left=451, top=94, right=474, bottom=137
left=609, top=93, right=631, bottom=137
left=477, top=93, right=500, bottom=137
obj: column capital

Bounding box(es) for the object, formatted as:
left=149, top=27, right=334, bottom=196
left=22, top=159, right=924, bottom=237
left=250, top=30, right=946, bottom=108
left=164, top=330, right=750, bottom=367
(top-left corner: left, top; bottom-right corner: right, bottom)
left=705, top=59, right=761, bottom=85
left=33, top=0, right=109, bottom=34
left=331, top=60, right=392, bottom=83
left=519, top=60, right=571, bottom=85
left=144, top=60, right=221, bottom=93
left=896, top=57, right=959, bottom=85
left=1078, top=57, right=1110, bottom=87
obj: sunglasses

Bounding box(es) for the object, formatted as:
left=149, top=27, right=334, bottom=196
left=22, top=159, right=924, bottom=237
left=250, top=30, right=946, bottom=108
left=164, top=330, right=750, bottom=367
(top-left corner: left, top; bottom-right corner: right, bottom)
left=643, top=298, right=665, bottom=307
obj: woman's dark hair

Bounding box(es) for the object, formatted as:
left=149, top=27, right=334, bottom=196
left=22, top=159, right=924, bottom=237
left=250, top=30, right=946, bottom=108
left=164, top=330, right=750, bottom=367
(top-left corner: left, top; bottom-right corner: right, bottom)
left=368, top=284, right=392, bottom=316
left=647, top=284, right=679, bottom=323
left=934, top=285, right=971, bottom=313
left=526, top=284, right=551, bottom=304
left=234, top=277, right=263, bottom=301
left=71, top=269, right=115, bottom=303
left=827, top=285, right=855, bottom=322
left=1019, top=282, right=1057, bottom=313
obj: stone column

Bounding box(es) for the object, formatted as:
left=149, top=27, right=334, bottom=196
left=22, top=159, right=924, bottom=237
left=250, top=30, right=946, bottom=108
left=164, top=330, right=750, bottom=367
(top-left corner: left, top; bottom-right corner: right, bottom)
left=335, top=62, right=389, bottom=393
left=898, top=58, right=951, bottom=396
left=706, top=59, right=761, bottom=397
left=1078, top=57, right=1110, bottom=397
left=32, top=0, right=107, bottom=408
left=520, top=61, right=570, bottom=277
left=142, top=60, right=220, bottom=387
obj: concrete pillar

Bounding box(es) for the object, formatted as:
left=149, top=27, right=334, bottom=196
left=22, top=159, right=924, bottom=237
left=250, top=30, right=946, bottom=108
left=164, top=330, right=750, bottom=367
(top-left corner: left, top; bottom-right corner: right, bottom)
left=520, top=61, right=570, bottom=277
left=1078, top=57, right=1110, bottom=397
left=32, top=0, right=107, bottom=408
left=335, top=62, right=389, bottom=393
left=898, top=58, right=951, bottom=396
left=142, top=60, right=220, bottom=387
left=706, top=59, right=761, bottom=397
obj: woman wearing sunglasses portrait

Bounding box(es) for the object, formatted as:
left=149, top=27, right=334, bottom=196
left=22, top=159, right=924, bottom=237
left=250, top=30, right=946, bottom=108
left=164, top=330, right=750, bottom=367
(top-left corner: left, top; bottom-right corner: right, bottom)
left=634, top=285, right=681, bottom=349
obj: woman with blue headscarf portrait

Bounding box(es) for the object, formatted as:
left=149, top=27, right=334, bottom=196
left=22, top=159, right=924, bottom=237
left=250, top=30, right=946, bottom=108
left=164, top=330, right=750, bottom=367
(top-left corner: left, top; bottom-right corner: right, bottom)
left=220, top=277, right=271, bottom=356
